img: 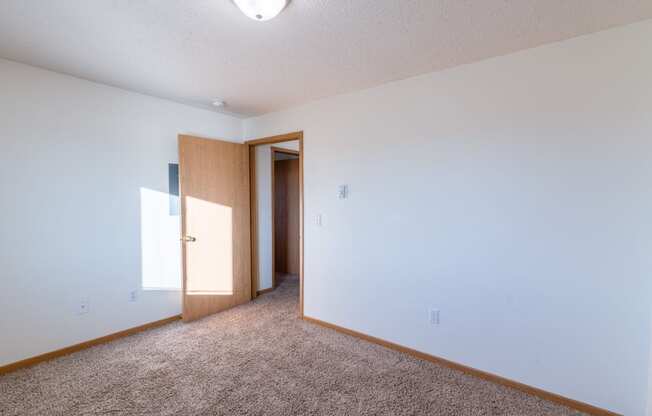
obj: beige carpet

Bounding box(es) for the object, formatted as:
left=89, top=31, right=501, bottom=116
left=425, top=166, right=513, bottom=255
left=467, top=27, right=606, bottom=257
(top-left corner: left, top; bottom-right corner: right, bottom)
left=0, top=278, right=583, bottom=415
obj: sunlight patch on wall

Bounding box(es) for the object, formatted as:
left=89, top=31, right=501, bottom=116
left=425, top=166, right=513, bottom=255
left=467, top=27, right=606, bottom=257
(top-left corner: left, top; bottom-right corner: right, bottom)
left=140, top=187, right=182, bottom=290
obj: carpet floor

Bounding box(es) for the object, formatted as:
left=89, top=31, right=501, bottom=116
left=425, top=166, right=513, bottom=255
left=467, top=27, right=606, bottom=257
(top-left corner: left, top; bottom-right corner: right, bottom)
left=0, top=278, right=584, bottom=415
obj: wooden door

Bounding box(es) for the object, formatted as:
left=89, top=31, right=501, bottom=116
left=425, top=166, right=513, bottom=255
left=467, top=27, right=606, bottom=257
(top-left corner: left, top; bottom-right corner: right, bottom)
left=274, top=158, right=300, bottom=275
left=179, top=135, right=251, bottom=322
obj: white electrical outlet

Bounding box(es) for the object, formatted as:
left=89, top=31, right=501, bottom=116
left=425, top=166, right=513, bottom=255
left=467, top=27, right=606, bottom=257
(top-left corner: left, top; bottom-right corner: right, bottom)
left=77, top=298, right=90, bottom=315
left=429, top=308, right=440, bottom=325
left=129, top=290, right=138, bottom=302
left=315, top=214, right=323, bottom=226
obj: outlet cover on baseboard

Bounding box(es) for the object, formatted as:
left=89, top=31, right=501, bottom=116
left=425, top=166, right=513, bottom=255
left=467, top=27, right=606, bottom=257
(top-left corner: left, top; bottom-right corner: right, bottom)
left=77, top=298, right=90, bottom=315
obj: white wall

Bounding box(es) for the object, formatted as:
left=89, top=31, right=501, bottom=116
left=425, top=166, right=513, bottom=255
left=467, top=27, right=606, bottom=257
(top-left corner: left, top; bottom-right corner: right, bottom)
left=2, top=19, right=651, bottom=416
left=0, top=58, right=242, bottom=366
left=649, top=319, right=652, bottom=416
left=245, top=21, right=652, bottom=416
left=255, top=140, right=299, bottom=290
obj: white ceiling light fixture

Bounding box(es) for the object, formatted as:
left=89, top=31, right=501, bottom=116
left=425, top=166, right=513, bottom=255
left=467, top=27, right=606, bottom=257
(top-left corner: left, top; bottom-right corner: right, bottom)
left=212, top=99, right=225, bottom=108
left=233, top=0, right=288, bottom=22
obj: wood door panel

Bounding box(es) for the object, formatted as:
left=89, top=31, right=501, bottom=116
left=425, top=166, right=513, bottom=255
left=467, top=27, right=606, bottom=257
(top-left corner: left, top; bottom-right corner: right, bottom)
left=274, top=159, right=300, bottom=275
left=179, top=135, right=251, bottom=322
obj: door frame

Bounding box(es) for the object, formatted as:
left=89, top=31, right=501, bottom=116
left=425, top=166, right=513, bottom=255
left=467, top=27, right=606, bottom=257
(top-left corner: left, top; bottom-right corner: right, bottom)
left=270, top=146, right=300, bottom=289
left=246, top=131, right=304, bottom=317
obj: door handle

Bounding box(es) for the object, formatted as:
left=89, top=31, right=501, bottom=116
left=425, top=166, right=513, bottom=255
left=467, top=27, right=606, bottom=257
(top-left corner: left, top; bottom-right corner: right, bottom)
left=181, top=236, right=197, bottom=242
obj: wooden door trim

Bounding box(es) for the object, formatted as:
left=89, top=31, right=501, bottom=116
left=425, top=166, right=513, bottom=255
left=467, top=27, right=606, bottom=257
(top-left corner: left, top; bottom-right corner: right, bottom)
left=247, top=131, right=304, bottom=317
left=271, top=147, right=299, bottom=155
left=271, top=147, right=275, bottom=289
left=245, top=131, right=303, bottom=146
left=248, top=145, right=258, bottom=300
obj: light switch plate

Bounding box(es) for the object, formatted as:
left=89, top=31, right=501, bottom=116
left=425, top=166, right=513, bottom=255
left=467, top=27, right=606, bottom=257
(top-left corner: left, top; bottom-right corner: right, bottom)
left=338, top=185, right=348, bottom=199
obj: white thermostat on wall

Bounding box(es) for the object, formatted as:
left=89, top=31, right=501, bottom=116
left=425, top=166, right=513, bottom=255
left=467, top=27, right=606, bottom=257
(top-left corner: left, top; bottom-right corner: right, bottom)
left=338, top=185, right=348, bottom=199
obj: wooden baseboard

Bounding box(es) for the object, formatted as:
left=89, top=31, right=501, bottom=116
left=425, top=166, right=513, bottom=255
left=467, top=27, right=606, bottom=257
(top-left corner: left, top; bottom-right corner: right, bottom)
left=302, top=316, right=620, bottom=416
left=256, top=287, right=274, bottom=296
left=0, top=315, right=181, bottom=376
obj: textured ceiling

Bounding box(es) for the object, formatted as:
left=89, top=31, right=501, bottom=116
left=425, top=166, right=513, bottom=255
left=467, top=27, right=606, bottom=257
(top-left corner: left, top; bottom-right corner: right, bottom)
left=1, top=1, right=651, bottom=117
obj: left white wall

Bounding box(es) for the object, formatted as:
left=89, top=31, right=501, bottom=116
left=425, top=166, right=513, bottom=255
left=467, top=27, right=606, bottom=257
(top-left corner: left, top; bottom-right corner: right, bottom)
left=0, top=58, right=242, bottom=366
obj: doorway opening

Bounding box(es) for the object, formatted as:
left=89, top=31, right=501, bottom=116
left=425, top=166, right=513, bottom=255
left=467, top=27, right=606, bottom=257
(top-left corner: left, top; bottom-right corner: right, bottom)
left=272, top=147, right=300, bottom=289
left=247, top=132, right=304, bottom=317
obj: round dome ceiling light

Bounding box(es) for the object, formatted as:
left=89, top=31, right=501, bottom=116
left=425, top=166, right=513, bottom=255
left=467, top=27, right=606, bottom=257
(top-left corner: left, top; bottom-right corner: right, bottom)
left=233, top=0, right=288, bottom=21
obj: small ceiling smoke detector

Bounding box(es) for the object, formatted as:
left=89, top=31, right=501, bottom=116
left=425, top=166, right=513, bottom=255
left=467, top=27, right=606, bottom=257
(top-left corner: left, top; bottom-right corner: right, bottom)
left=233, top=0, right=288, bottom=22
left=212, top=100, right=225, bottom=108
